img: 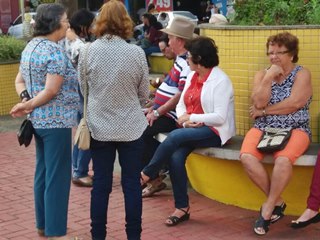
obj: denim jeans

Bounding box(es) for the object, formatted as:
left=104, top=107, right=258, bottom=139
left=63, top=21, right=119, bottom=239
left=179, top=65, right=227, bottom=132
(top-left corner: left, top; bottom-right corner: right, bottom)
left=72, top=143, right=91, bottom=178
left=143, top=126, right=221, bottom=209
left=90, top=137, right=143, bottom=240
left=142, top=115, right=177, bottom=167
left=72, top=108, right=92, bottom=178
left=143, top=45, right=160, bottom=67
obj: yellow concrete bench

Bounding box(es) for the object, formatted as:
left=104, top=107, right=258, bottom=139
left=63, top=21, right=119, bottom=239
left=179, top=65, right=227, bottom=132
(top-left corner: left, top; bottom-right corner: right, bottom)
left=155, top=133, right=318, bottom=215
left=148, top=53, right=173, bottom=74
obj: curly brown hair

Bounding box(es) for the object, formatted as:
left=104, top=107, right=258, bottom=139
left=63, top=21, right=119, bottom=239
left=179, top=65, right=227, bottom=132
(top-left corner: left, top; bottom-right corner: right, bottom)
left=92, top=0, right=133, bottom=39
left=266, top=32, right=299, bottom=63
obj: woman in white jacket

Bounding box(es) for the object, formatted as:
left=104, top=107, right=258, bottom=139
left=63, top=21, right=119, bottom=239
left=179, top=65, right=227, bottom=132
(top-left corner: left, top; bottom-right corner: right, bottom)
left=141, top=36, right=236, bottom=227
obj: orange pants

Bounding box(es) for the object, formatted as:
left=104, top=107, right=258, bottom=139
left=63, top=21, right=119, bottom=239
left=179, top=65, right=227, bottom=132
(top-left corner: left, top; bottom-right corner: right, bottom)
left=240, top=128, right=310, bottom=164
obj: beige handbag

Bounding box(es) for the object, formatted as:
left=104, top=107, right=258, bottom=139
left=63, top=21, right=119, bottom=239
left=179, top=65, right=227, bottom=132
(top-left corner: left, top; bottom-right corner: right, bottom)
left=74, top=43, right=91, bottom=150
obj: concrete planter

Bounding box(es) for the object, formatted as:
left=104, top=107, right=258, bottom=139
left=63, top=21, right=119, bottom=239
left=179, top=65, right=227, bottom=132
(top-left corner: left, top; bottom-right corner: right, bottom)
left=0, top=61, right=19, bottom=116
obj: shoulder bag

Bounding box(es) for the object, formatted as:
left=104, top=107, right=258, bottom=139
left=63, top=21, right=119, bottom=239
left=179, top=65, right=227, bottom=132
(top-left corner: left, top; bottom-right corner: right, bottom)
left=74, top=43, right=91, bottom=150
left=257, top=127, right=292, bottom=153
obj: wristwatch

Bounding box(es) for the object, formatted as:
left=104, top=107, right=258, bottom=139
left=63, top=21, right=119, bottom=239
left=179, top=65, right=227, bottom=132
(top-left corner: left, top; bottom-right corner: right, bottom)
left=153, top=109, right=160, bottom=117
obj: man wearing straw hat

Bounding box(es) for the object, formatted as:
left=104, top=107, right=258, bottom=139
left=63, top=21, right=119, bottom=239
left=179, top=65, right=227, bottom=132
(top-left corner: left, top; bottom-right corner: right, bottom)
left=142, top=17, right=196, bottom=197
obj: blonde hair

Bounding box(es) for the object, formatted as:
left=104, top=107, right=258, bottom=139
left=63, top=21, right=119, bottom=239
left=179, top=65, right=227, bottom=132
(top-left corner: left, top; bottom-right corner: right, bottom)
left=93, top=0, right=133, bottom=39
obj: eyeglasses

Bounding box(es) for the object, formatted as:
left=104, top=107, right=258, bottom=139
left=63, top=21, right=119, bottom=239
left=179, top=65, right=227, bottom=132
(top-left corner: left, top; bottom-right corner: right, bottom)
left=266, top=50, right=290, bottom=57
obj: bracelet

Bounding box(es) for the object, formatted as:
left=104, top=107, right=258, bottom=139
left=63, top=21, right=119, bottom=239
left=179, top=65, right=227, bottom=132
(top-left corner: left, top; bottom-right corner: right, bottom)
left=20, top=89, right=31, bottom=101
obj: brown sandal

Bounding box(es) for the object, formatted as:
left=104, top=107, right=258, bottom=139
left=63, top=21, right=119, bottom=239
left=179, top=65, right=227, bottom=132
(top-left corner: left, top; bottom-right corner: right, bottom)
left=142, top=182, right=167, bottom=197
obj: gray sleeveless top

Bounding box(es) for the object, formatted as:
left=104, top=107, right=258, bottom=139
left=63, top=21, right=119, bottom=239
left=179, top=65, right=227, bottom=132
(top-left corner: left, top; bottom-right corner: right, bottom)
left=254, top=65, right=311, bottom=137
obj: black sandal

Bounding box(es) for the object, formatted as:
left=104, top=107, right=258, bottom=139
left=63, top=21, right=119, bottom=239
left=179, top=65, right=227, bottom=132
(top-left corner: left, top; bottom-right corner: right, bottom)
left=271, top=202, right=286, bottom=224
left=165, top=208, right=190, bottom=227
left=253, top=213, right=271, bottom=235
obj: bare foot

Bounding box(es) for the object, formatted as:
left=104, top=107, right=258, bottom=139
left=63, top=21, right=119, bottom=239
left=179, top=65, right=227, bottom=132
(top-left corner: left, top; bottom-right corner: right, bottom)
left=294, top=208, right=318, bottom=222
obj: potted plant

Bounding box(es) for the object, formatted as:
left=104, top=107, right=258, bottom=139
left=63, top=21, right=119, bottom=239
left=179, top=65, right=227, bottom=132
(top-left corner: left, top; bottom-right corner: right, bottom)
left=0, top=36, right=26, bottom=115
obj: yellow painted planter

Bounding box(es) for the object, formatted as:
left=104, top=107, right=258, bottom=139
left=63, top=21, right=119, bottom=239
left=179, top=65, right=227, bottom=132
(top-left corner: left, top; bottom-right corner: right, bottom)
left=186, top=153, right=313, bottom=216
left=149, top=54, right=173, bottom=74
left=0, top=62, right=19, bottom=116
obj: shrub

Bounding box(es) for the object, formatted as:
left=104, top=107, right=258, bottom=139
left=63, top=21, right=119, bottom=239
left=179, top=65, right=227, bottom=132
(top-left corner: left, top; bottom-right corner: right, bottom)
left=0, top=36, right=26, bottom=63
left=232, top=0, right=320, bottom=25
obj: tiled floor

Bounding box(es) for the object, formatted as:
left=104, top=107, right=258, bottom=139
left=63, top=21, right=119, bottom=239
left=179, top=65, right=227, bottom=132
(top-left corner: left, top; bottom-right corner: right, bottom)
left=0, top=130, right=320, bottom=239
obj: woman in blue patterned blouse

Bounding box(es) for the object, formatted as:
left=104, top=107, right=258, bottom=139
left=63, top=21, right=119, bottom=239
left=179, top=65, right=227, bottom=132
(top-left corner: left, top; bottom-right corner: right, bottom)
left=10, top=3, right=79, bottom=239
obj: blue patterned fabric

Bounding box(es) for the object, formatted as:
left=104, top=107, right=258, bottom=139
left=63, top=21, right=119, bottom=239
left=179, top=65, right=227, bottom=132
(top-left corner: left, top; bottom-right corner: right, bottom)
left=254, top=65, right=311, bottom=137
left=20, top=37, right=79, bottom=129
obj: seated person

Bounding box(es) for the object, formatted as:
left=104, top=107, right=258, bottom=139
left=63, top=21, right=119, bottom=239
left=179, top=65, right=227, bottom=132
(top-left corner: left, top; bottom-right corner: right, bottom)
left=240, top=32, right=312, bottom=235
left=141, top=36, right=236, bottom=226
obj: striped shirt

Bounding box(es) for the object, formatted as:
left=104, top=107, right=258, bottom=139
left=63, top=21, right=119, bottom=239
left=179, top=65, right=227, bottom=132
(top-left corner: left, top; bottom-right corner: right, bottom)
left=153, top=54, right=191, bottom=120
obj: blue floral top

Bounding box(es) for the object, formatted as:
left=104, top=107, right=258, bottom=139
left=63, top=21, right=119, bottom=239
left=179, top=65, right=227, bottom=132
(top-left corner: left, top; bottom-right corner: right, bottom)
left=254, top=65, right=311, bottom=137
left=20, top=37, right=79, bottom=128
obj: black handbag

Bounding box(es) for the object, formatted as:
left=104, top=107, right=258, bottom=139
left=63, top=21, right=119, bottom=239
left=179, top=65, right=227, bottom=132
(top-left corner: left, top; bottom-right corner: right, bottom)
left=257, top=127, right=292, bottom=153
left=17, top=119, right=34, bottom=147
left=16, top=40, right=45, bottom=147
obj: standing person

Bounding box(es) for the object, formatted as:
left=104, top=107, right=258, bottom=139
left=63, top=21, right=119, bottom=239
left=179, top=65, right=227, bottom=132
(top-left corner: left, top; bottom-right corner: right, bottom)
left=10, top=3, right=79, bottom=239
left=239, top=32, right=312, bottom=235
left=64, top=9, right=96, bottom=187
left=141, top=36, right=236, bottom=226
left=77, top=1, right=149, bottom=239
left=291, top=152, right=320, bottom=228
left=141, top=19, right=195, bottom=198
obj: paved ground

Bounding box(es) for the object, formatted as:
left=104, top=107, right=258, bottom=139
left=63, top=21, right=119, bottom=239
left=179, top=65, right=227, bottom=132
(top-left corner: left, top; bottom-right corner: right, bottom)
left=0, top=115, right=320, bottom=239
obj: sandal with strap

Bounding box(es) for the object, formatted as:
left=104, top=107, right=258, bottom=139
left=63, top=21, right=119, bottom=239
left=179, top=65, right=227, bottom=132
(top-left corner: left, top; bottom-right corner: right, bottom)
left=271, top=202, right=286, bottom=224
left=254, top=213, right=271, bottom=236
left=142, top=182, right=167, bottom=198
left=165, top=208, right=190, bottom=227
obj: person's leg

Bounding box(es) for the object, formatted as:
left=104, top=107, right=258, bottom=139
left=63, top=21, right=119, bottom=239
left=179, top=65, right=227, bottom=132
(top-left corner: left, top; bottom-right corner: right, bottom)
left=293, top=150, right=320, bottom=222
left=72, top=144, right=91, bottom=178
left=142, top=116, right=177, bottom=167
left=33, top=130, right=46, bottom=232
left=90, top=139, right=116, bottom=240
left=143, top=127, right=220, bottom=180
left=307, top=150, right=320, bottom=211
left=40, top=128, right=72, bottom=237
left=240, top=128, right=270, bottom=196
left=118, top=138, right=144, bottom=240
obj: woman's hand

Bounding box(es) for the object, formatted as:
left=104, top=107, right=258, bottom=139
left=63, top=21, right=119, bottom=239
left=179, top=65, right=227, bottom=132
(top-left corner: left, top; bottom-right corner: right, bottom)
left=265, top=64, right=284, bottom=81
left=177, top=113, right=191, bottom=125
left=249, top=105, right=264, bottom=119
left=183, top=121, right=204, bottom=128
left=10, top=102, right=33, bottom=118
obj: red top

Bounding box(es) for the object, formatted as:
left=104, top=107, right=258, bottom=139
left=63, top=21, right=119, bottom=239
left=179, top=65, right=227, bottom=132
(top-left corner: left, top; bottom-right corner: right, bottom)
left=183, top=68, right=219, bottom=135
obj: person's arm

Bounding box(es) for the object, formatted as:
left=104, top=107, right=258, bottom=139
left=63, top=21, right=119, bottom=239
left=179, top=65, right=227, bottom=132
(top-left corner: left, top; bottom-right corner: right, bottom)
left=251, top=65, right=283, bottom=109
left=11, top=74, right=64, bottom=117
left=251, top=68, right=312, bottom=118
left=15, top=71, right=27, bottom=99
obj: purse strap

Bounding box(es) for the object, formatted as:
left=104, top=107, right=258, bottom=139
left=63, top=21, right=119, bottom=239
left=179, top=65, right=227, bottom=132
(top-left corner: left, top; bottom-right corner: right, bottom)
left=82, top=43, right=91, bottom=121
left=29, top=39, right=47, bottom=98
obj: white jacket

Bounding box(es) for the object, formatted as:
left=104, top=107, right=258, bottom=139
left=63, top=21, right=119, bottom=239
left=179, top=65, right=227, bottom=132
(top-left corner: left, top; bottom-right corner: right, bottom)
left=176, top=66, right=236, bottom=145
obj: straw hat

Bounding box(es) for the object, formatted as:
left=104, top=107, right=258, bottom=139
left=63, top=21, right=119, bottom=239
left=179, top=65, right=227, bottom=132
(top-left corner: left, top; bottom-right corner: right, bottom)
left=161, top=16, right=196, bottom=40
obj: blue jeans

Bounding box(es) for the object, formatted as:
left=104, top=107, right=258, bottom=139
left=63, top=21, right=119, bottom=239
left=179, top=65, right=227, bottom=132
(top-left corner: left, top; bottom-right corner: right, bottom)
left=143, top=126, right=221, bottom=209
left=34, top=128, right=72, bottom=237
left=143, top=45, right=160, bottom=67
left=72, top=107, right=92, bottom=178
left=90, top=137, right=143, bottom=240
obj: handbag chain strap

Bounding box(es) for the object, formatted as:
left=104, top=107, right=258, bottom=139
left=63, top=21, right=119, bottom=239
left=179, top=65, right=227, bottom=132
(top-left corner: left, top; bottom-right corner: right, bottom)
left=83, top=43, right=91, bottom=121
left=28, top=39, right=47, bottom=98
